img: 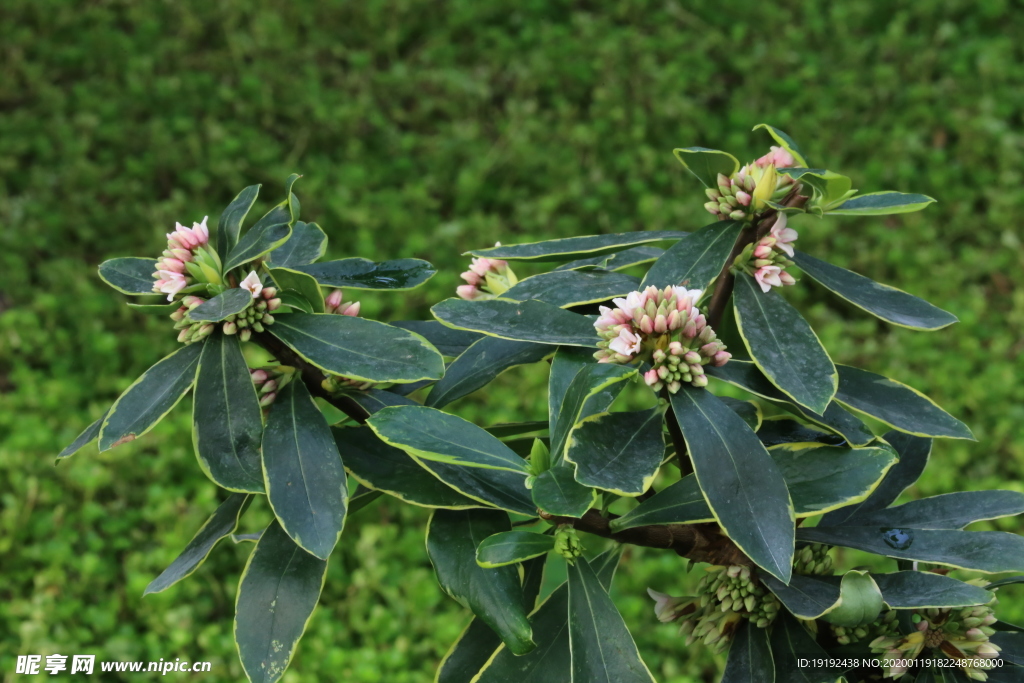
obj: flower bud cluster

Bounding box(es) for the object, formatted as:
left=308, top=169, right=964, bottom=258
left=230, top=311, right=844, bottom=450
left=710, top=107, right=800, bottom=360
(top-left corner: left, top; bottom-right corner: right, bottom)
left=223, top=285, right=280, bottom=341
left=169, top=296, right=217, bottom=344
left=554, top=525, right=583, bottom=566
left=250, top=365, right=295, bottom=409
left=732, top=214, right=799, bottom=293
left=325, top=289, right=361, bottom=317
left=792, top=544, right=833, bottom=576
left=870, top=590, right=1001, bottom=680
left=152, top=217, right=221, bottom=301
left=456, top=255, right=518, bottom=300
left=703, top=147, right=799, bottom=221
left=832, top=609, right=898, bottom=646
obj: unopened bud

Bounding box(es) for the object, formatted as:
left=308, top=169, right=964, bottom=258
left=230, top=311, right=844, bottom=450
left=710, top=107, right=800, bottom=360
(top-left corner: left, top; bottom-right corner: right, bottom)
left=177, top=328, right=191, bottom=343
left=223, top=321, right=238, bottom=335
left=692, top=375, right=709, bottom=388
left=262, top=287, right=278, bottom=299
left=729, top=210, right=746, bottom=220
left=259, top=392, right=276, bottom=407
left=705, top=202, right=721, bottom=215
left=325, top=289, right=343, bottom=311
left=250, top=369, right=268, bottom=384
left=683, top=351, right=702, bottom=364
left=239, top=329, right=252, bottom=342
left=169, top=307, right=186, bottom=322
left=267, top=298, right=281, bottom=311
left=261, top=313, right=275, bottom=325
left=705, top=188, right=721, bottom=201
left=779, top=271, right=796, bottom=285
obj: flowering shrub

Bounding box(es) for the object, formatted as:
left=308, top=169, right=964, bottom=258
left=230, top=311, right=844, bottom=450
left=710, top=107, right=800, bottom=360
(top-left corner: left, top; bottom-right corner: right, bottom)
left=64, top=129, right=1023, bottom=683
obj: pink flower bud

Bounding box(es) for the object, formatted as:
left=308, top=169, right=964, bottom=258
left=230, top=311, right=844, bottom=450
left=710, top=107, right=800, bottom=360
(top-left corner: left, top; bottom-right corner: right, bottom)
left=262, top=287, right=278, bottom=299
left=192, top=217, right=210, bottom=244
left=250, top=369, right=268, bottom=384
left=779, top=271, right=796, bottom=286
left=325, top=289, right=343, bottom=310
left=691, top=375, right=708, bottom=388
left=460, top=270, right=483, bottom=286
left=170, top=248, right=193, bottom=262
left=698, top=325, right=715, bottom=343
left=668, top=341, right=684, bottom=355
left=169, top=307, right=186, bottom=322
left=469, top=257, right=493, bottom=277
left=340, top=301, right=360, bottom=317
left=689, top=364, right=704, bottom=376
left=456, top=284, right=479, bottom=300
left=712, top=351, right=731, bottom=366
left=643, top=369, right=659, bottom=386
left=657, top=366, right=670, bottom=380
left=682, top=320, right=697, bottom=338
left=267, top=298, right=282, bottom=311
left=735, top=190, right=751, bottom=206
left=753, top=244, right=772, bottom=259
left=652, top=348, right=667, bottom=364
left=667, top=380, right=682, bottom=393
left=176, top=328, right=191, bottom=343
left=639, top=315, right=654, bottom=335
left=259, top=392, right=276, bottom=407
left=683, top=351, right=702, bottom=364
left=700, top=343, right=719, bottom=356
left=654, top=314, right=668, bottom=333
left=223, top=321, right=238, bottom=335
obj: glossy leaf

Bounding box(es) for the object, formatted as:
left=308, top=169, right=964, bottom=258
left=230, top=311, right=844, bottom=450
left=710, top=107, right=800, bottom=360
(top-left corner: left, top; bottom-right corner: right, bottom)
left=769, top=612, right=843, bottom=683
left=753, top=124, right=809, bottom=167
left=127, top=301, right=181, bottom=314
left=504, top=270, right=640, bottom=307
left=145, top=493, right=251, bottom=594
left=565, top=407, right=664, bottom=496
left=721, top=396, right=762, bottom=432
left=792, top=250, right=957, bottom=330
left=762, top=573, right=841, bottom=619
left=347, top=487, right=384, bottom=517
left=269, top=268, right=325, bottom=313
left=348, top=388, right=419, bottom=415
left=291, top=257, right=436, bottom=290
left=98, top=343, right=203, bottom=451
left=98, top=257, right=159, bottom=295
left=797, top=526, right=1024, bottom=573
left=334, top=426, right=478, bottom=509
left=830, top=191, right=936, bottom=215
left=58, top=409, right=109, bottom=459
left=756, top=418, right=842, bottom=448
left=722, top=620, right=775, bottom=683
left=821, top=570, right=883, bottom=627
left=427, top=509, right=535, bottom=655
left=476, top=531, right=554, bottom=568
left=550, top=363, right=636, bottom=463
left=486, top=422, right=549, bottom=439
left=234, top=520, right=327, bottom=683
left=278, top=290, right=314, bottom=313
left=217, top=184, right=260, bottom=256
left=532, top=465, right=597, bottom=518
left=432, top=298, right=597, bottom=347
left=224, top=215, right=292, bottom=273
left=608, top=475, right=714, bottom=531
left=672, top=147, right=741, bottom=188
left=271, top=312, right=444, bottom=383
left=842, top=490, right=1024, bottom=530
left=262, top=380, right=347, bottom=560
left=410, top=455, right=535, bottom=516
left=266, top=221, right=327, bottom=268
left=985, top=576, right=1024, bottom=590
left=189, top=288, right=255, bottom=322
left=778, top=168, right=853, bottom=210
left=670, top=387, right=794, bottom=582
left=734, top=273, right=837, bottom=413
left=872, top=572, right=993, bottom=609
left=834, top=365, right=973, bottom=440
left=193, top=333, right=264, bottom=492
left=641, top=220, right=743, bottom=290
left=427, top=337, right=551, bottom=409
left=391, top=320, right=483, bottom=357
left=555, top=246, right=664, bottom=272
left=468, top=231, right=689, bottom=263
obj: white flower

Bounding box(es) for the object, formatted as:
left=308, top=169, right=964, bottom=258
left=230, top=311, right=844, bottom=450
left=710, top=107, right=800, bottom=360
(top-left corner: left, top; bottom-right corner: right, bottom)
left=240, top=270, right=263, bottom=298
left=608, top=327, right=642, bottom=357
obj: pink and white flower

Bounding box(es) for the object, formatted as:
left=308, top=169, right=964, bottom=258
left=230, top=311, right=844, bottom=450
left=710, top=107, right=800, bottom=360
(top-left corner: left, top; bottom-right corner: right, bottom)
left=755, top=145, right=796, bottom=169
left=608, top=327, right=642, bottom=357
left=155, top=272, right=188, bottom=300
left=768, top=213, right=798, bottom=257
left=240, top=270, right=263, bottom=298
left=754, top=265, right=783, bottom=292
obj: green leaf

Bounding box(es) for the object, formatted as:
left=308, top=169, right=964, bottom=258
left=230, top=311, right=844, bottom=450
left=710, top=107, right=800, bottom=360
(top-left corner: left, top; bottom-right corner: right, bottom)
left=368, top=405, right=530, bottom=473
left=486, top=422, right=549, bottom=439
left=334, top=426, right=479, bottom=509
left=551, top=362, right=636, bottom=463
left=829, top=191, right=936, bottom=216
left=271, top=312, right=444, bottom=383
left=193, top=333, right=264, bottom=492
left=269, top=268, right=325, bottom=314
left=641, top=220, right=744, bottom=290
left=986, top=576, right=1024, bottom=590
left=722, top=620, right=775, bottom=683
left=503, top=270, right=640, bottom=307
left=756, top=418, right=841, bottom=448
left=127, top=301, right=181, bottom=314
left=769, top=612, right=843, bottom=683
left=531, top=464, right=597, bottom=518
left=58, top=409, right=109, bottom=459
left=721, top=396, right=762, bottom=432
left=608, top=475, right=714, bottom=531
left=432, top=298, right=597, bottom=347
left=391, top=320, right=483, bottom=357
left=672, top=147, right=741, bottom=188
left=821, top=571, right=883, bottom=627
left=262, top=380, right=347, bottom=560
left=567, top=555, right=656, bottom=683
left=188, top=288, right=255, bottom=322
left=834, top=365, right=974, bottom=440
left=761, top=573, right=841, bottom=619
left=777, top=168, right=853, bottom=209
left=410, top=455, right=535, bottom=516
left=797, top=526, right=1024, bottom=573
left=291, top=257, right=436, bottom=290
left=144, top=493, right=252, bottom=594
left=871, top=572, right=993, bottom=609
left=426, top=337, right=551, bottom=409
left=234, top=519, right=327, bottom=683
left=792, top=250, right=957, bottom=330
left=753, top=124, right=809, bottom=167
left=98, top=257, right=158, bottom=295
left=555, top=246, right=665, bottom=272
left=278, top=291, right=314, bottom=313
left=347, top=487, right=384, bottom=517
left=266, top=221, right=327, bottom=268
left=734, top=273, right=837, bottom=414
left=707, top=359, right=873, bottom=447
left=224, top=215, right=292, bottom=273
left=347, top=389, right=418, bottom=416
left=427, top=509, right=536, bottom=655
left=468, top=231, right=690, bottom=263
left=476, top=531, right=555, bottom=568
left=217, top=184, right=260, bottom=256
left=670, top=387, right=794, bottom=582
left=839, top=490, right=1024, bottom=530
left=98, top=343, right=203, bottom=451
left=565, top=407, right=664, bottom=496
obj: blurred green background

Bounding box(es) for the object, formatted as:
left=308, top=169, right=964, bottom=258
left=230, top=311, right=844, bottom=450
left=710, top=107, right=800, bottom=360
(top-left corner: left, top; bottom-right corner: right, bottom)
left=2, top=0, right=1022, bottom=681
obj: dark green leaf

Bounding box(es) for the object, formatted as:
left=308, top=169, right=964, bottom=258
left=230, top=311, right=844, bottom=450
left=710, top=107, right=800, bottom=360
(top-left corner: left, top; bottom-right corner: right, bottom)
left=391, top=320, right=483, bottom=357
left=872, top=572, right=993, bottom=609
left=608, top=475, right=714, bottom=531
left=555, top=246, right=664, bottom=272
left=769, top=612, right=843, bottom=683
left=672, top=147, right=741, bottom=188
left=830, top=191, right=936, bottom=216
left=753, top=124, right=809, bottom=167
left=224, top=216, right=291, bottom=273
left=777, top=169, right=853, bottom=210
left=756, top=418, right=842, bottom=448
left=234, top=520, right=327, bottom=683
left=721, top=396, right=762, bottom=432
left=98, top=257, right=158, bottom=295
left=269, top=268, right=325, bottom=314
left=347, top=487, right=384, bottom=517
left=426, top=337, right=551, bottom=408
left=291, top=257, right=436, bottom=290
left=348, top=388, right=418, bottom=415
left=432, top=298, right=597, bottom=347
left=193, top=333, right=264, bottom=492
left=477, top=531, right=555, bottom=568
left=188, top=288, right=255, bottom=322
left=262, top=381, right=347, bottom=560
left=98, top=343, right=203, bottom=451
left=427, top=509, right=535, bottom=655
left=271, top=312, right=444, bottom=383
left=58, top=409, right=109, bottom=459
left=567, top=555, right=656, bottom=683
left=761, top=573, right=841, bottom=620
left=986, top=576, right=1024, bottom=590
left=127, top=301, right=181, bottom=314
left=834, top=365, right=974, bottom=440
left=792, top=250, right=957, bottom=330
left=266, top=221, right=327, bottom=268
left=641, top=220, right=743, bottom=290
left=144, top=493, right=251, bottom=594
left=551, top=362, right=636, bottom=463
left=278, top=291, right=314, bottom=313
left=840, top=490, right=1024, bottom=530
left=486, top=422, right=549, bottom=439
left=504, top=270, right=640, bottom=307
left=989, top=632, right=1024, bottom=666
left=411, top=455, right=535, bottom=516
left=216, top=184, right=260, bottom=256
left=797, top=527, right=1024, bottom=573
left=468, top=232, right=690, bottom=262
left=565, top=407, right=664, bottom=496
left=532, top=465, right=597, bottom=518
left=821, top=570, right=883, bottom=627
left=734, top=273, right=837, bottom=414
left=670, top=387, right=794, bottom=582
left=722, top=620, right=775, bottom=683
left=334, top=426, right=479, bottom=509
